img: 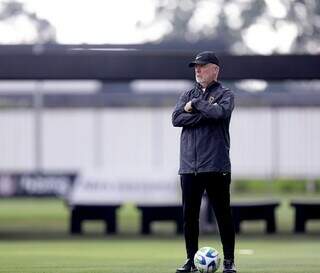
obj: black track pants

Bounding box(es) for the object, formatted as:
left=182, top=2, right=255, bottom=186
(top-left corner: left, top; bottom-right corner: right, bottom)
left=180, top=172, right=235, bottom=260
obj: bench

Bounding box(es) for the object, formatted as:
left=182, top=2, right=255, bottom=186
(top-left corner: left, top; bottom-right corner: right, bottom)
left=69, top=204, right=120, bottom=234
left=231, top=200, right=280, bottom=234
left=137, top=205, right=183, bottom=234
left=291, top=200, right=320, bottom=233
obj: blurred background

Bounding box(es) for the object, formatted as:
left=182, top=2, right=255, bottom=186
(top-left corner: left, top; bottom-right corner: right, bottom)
left=0, top=0, right=320, bottom=237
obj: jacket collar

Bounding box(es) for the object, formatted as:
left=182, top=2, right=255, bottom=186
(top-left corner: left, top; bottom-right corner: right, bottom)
left=195, top=80, right=220, bottom=93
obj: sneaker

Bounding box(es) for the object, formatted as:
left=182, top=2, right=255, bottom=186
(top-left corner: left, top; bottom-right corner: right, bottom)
left=223, top=259, right=237, bottom=273
left=176, top=258, right=198, bottom=273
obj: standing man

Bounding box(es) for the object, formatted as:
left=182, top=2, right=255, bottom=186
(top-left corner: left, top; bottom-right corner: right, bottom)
left=172, top=51, right=236, bottom=273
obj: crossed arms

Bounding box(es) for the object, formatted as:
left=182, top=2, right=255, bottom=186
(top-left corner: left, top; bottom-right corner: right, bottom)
left=172, top=90, right=234, bottom=127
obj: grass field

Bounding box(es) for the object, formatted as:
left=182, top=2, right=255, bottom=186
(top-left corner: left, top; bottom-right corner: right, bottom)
left=0, top=197, right=320, bottom=273
left=1, top=236, right=320, bottom=273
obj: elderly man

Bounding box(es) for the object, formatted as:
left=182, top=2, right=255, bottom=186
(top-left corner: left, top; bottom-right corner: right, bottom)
left=172, top=51, right=236, bottom=273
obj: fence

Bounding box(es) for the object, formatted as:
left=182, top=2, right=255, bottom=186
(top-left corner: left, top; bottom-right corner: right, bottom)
left=0, top=106, right=319, bottom=180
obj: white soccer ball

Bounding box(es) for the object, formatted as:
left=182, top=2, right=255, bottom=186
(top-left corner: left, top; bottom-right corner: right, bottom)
left=194, top=246, right=221, bottom=273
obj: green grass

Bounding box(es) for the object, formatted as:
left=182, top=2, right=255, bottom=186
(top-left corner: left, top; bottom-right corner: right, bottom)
left=0, top=197, right=320, bottom=272
left=0, top=236, right=320, bottom=273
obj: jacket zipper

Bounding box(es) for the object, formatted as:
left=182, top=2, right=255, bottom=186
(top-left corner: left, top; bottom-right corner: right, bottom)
left=192, top=86, right=204, bottom=176
left=194, top=89, right=204, bottom=176
left=192, top=85, right=217, bottom=175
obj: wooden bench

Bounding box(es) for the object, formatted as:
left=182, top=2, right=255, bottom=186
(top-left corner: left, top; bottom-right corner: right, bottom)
left=231, top=200, right=280, bottom=234
left=291, top=200, right=320, bottom=233
left=69, top=204, right=120, bottom=234
left=137, top=205, right=183, bottom=234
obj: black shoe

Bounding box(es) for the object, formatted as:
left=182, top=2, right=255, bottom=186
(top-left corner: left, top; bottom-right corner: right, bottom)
left=176, top=259, right=198, bottom=273
left=223, top=259, right=237, bottom=273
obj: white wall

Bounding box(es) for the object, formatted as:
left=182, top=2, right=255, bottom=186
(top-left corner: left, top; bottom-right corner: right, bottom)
left=0, top=107, right=319, bottom=179
left=0, top=110, right=35, bottom=170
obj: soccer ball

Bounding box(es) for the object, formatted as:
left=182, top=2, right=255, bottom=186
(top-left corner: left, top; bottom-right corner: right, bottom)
left=194, top=247, right=221, bottom=273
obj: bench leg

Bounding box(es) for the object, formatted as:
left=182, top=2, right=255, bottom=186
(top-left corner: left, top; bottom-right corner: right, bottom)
left=234, top=221, right=241, bottom=234
left=105, top=215, right=117, bottom=234
left=266, top=214, right=276, bottom=233
left=70, top=209, right=82, bottom=234
left=177, top=219, right=184, bottom=234
left=294, top=210, right=306, bottom=233
left=141, top=217, right=151, bottom=234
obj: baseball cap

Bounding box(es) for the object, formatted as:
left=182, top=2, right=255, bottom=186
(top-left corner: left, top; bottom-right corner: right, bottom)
left=188, top=51, right=220, bottom=67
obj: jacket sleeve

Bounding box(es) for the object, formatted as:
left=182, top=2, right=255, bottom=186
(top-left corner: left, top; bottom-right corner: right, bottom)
left=191, top=90, right=234, bottom=120
left=172, top=92, right=203, bottom=127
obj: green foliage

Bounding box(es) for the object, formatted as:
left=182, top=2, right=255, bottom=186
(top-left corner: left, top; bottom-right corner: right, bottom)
left=0, top=1, right=56, bottom=43
left=233, top=179, right=320, bottom=193
left=140, top=0, right=320, bottom=54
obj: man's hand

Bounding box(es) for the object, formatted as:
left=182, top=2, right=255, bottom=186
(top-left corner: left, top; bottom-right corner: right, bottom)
left=184, top=101, right=193, bottom=112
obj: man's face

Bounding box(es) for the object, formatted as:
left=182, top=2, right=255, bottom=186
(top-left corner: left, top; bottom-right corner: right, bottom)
left=195, top=63, right=219, bottom=88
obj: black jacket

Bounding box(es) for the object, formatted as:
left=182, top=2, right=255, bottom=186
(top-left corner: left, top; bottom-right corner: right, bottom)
left=172, top=81, right=234, bottom=174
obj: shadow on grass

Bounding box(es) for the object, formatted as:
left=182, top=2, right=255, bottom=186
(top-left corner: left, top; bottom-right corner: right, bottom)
left=0, top=230, right=183, bottom=241
left=0, top=229, right=320, bottom=241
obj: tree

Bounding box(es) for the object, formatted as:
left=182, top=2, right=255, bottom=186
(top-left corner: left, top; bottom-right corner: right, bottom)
left=137, top=0, right=320, bottom=54
left=0, top=1, right=56, bottom=44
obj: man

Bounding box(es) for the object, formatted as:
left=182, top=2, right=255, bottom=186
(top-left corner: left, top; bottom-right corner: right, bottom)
left=172, top=51, right=236, bottom=273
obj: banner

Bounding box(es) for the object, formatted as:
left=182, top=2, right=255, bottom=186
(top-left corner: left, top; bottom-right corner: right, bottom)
left=0, top=172, right=77, bottom=197
left=68, top=169, right=181, bottom=205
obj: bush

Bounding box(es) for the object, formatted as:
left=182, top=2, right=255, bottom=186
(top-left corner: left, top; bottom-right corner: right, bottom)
left=232, top=179, right=320, bottom=193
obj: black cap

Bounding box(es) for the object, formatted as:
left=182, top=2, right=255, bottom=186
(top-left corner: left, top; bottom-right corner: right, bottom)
left=188, top=51, right=220, bottom=67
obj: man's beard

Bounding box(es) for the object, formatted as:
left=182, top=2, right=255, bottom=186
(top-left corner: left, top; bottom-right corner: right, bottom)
left=196, top=76, right=206, bottom=86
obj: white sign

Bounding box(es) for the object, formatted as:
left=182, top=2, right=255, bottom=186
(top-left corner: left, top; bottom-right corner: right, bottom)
left=68, top=169, right=181, bottom=206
